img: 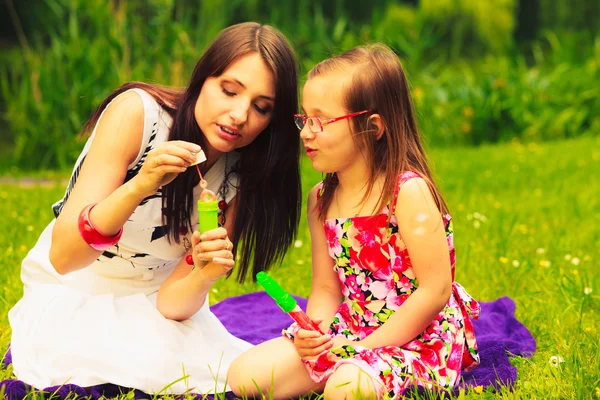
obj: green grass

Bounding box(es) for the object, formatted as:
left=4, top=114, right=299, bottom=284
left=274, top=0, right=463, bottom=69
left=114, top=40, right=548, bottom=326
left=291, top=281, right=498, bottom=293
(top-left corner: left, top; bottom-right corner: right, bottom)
left=1, top=135, right=599, bottom=399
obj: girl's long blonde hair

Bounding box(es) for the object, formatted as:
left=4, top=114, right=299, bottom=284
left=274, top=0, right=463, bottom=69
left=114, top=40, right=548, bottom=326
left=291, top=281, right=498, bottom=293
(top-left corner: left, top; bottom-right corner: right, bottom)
left=311, top=44, right=449, bottom=221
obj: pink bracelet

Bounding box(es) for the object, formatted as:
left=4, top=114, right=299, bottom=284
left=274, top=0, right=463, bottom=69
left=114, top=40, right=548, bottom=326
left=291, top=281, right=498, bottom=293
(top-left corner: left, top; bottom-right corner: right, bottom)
left=78, top=203, right=123, bottom=251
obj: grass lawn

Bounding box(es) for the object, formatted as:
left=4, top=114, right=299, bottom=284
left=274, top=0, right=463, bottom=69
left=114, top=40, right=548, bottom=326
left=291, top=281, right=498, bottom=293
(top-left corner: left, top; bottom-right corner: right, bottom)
left=1, top=136, right=599, bottom=399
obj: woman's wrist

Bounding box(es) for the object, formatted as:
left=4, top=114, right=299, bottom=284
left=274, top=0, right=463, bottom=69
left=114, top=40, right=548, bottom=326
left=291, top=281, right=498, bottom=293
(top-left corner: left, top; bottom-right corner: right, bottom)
left=126, top=175, right=156, bottom=200
left=189, top=266, right=218, bottom=289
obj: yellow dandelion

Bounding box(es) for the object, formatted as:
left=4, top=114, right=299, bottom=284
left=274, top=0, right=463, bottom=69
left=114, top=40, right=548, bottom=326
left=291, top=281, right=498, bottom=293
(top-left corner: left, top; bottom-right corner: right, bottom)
left=585, top=327, right=592, bottom=332
left=499, top=257, right=508, bottom=264
left=595, top=387, right=600, bottom=397
left=473, top=385, right=484, bottom=394
left=462, top=107, right=474, bottom=119
left=413, top=87, right=424, bottom=102
left=19, top=245, right=27, bottom=252
left=572, top=269, right=579, bottom=276
left=493, top=78, right=507, bottom=89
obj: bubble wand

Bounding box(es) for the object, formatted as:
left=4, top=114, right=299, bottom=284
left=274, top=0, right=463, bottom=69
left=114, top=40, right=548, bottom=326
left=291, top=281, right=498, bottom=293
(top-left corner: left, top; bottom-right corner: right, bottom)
left=192, top=151, right=218, bottom=235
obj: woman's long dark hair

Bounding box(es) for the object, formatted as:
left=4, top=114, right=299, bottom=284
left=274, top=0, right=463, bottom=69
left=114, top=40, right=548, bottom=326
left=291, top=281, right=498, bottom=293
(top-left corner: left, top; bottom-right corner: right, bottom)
left=80, top=23, right=301, bottom=282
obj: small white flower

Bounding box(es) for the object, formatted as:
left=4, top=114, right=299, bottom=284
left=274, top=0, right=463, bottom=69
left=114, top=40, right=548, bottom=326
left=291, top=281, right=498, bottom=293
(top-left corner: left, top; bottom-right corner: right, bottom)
left=571, top=257, right=580, bottom=265
left=536, top=248, right=546, bottom=254
left=584, top=287, right=593, bottom=295
left=473, top=220, right=481, bottom=229
left=512, top=260, right=520, bottom=267
left=294, top=240, right=303, bottom=248
left=473, top=212, right=481, bottom=219
left=211, top=288, right=218, bottom=293
left=549, top=356, right=564, bottom=368
left=564, top=254, right=572, bottom=261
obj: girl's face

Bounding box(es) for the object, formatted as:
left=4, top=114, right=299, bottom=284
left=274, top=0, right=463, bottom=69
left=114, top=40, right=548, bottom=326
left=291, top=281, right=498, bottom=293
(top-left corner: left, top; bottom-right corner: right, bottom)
left=300, top=73, right=364, bottom=175
left=195, top=53, right=275, bottom=160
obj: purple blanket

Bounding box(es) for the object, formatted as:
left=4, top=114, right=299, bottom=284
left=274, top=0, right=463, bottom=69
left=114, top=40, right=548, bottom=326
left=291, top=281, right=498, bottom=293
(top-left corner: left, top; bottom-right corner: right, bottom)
left=1, top=293, right=534, bottom=399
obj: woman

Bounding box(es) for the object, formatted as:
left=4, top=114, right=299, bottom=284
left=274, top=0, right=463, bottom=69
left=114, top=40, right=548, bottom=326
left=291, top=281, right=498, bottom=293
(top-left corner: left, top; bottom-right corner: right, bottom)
left=8, top=22, right=300, bottom=395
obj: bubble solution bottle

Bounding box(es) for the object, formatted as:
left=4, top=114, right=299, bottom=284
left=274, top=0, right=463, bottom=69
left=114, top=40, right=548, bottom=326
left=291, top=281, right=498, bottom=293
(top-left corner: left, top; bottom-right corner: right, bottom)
left=197, top=188, right=218, bottom=234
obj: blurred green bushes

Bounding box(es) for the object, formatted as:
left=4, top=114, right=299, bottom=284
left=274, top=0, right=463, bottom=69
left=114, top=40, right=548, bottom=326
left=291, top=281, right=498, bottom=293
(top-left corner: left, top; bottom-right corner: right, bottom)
left=0, top=0, right=598, bottom=170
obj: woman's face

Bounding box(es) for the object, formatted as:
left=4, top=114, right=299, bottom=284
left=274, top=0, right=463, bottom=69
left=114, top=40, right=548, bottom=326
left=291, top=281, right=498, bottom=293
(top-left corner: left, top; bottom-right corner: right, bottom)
left=195, top=52, right=275, bottom=159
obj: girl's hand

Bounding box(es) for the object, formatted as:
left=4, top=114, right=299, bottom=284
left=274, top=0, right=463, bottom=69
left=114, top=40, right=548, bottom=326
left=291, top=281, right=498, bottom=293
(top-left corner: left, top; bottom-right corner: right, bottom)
left=191, top=227, right=234, bottom=282
left=133, top=141, right=201, bottom=197
left=293, top=317, right=333, bottom=360
left=330, top=336, right=357, bottom=349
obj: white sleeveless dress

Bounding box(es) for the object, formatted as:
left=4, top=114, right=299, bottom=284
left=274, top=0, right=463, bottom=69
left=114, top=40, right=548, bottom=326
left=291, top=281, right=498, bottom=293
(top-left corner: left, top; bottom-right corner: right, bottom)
left=8, top=89, right=251, bottom=395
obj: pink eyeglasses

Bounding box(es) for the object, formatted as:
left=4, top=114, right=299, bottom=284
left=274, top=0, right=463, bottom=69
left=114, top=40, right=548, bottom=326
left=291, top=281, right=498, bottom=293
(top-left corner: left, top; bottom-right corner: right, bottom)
left=294, top=110, right=371, bottom=133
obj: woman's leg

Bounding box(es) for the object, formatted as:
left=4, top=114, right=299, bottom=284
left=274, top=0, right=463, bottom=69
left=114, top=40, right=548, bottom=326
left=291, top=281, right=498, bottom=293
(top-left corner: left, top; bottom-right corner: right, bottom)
left=228, top=337, right=325, bottom=399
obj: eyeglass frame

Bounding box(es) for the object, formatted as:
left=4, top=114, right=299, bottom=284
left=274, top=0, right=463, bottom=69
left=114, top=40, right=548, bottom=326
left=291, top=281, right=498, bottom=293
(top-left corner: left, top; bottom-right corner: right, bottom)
left=294, top=110, right=372, bottom=133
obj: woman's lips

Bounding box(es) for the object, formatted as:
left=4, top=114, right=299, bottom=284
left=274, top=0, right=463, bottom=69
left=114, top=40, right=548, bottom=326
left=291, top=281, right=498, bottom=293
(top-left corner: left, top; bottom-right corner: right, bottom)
left=217, top=124, right=240, bottom=141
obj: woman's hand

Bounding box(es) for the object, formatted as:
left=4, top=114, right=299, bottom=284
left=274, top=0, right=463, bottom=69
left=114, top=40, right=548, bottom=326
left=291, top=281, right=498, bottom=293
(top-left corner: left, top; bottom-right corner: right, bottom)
left=132, top=141, right=201, bottom=197
left=190, top=227, right=235, bottom=283
left=293, top=317, right=333, bottom=360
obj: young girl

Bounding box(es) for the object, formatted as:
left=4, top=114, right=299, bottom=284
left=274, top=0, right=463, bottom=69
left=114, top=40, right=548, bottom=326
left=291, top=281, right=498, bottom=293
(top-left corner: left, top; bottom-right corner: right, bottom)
left=228, top=44, right=480, bottom=399
left=8, top=22, right=301, bottom=395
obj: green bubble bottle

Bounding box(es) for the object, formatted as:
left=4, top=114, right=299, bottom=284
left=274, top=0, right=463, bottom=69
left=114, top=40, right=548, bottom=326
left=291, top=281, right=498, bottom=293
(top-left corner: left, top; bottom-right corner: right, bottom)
left=197, top=179, right=218, bottom=234
left=256, top=271, right=324, bottom=333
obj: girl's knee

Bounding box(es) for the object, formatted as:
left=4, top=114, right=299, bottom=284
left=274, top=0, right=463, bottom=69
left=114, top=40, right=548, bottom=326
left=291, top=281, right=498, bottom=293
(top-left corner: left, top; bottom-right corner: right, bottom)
left=227, top=337, right=302, bottom=398
left=323, top=364, right=381, bottom=400
left=227, top=356, right=247, bottom=397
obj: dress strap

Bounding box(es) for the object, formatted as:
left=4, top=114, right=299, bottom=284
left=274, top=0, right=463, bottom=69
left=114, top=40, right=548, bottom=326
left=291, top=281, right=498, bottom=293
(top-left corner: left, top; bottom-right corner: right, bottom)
left=389, top=171, right=421, bottom=216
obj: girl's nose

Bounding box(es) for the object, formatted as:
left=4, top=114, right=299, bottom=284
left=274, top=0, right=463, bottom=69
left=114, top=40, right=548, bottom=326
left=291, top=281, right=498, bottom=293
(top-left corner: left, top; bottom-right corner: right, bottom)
left=299, top=123, right=315, bottom=140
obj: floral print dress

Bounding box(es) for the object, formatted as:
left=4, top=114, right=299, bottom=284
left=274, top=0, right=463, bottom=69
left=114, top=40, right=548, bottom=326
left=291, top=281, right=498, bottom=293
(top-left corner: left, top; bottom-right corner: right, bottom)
left=285, top=171, right=480, bottom=398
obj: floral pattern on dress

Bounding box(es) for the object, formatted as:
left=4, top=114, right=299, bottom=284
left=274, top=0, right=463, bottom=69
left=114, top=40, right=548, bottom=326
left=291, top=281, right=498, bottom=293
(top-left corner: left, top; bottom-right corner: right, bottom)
left=284, top=171, right=480, bottom=399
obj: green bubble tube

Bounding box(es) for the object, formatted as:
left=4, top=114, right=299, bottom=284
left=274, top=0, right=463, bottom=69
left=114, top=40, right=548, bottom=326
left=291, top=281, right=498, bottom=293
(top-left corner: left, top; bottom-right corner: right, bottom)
left=256, top=271, right=323, bottom=333
left=197, top=199, right=218, bottom=234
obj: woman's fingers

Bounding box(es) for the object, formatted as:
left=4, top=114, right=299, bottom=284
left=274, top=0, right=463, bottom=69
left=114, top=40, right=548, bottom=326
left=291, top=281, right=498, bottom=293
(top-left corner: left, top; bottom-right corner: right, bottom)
left=149, top=142, right=202, bottom=168
left=198, top=227, right=229, bottom=241
left=196, top=238, right=230, bottom=253
left=168, top=140, right=202, bottom=155
left=191, top=230, right=234, bottom=264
